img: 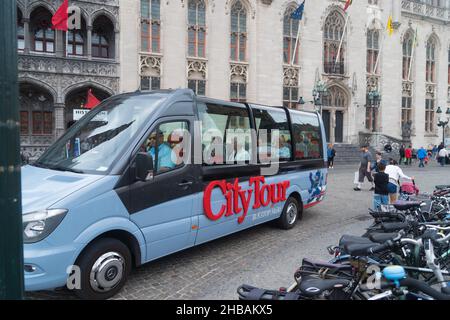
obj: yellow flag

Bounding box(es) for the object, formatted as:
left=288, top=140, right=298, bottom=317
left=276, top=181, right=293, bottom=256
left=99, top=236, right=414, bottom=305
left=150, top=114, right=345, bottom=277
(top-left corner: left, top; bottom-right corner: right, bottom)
left=387, top=15, right=394, bottom=36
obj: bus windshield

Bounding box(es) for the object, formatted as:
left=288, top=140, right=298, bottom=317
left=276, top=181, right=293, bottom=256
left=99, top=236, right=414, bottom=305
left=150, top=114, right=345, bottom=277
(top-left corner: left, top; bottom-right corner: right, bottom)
left=34, top=93, right=168, bottom=175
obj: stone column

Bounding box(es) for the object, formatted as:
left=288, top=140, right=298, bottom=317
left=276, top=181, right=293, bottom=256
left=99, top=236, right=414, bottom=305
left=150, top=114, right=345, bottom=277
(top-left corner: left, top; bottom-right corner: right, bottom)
left=54, top=103, right=66, bottom=139
left=87, top=26, right=92, bottom=59
left=23, top=18, right=30, bottom=54
left=330, top=109, right=336, bottom=144
left=55, top=30, right=65, bottom=57
left=115, top=30, right=120, bottom=63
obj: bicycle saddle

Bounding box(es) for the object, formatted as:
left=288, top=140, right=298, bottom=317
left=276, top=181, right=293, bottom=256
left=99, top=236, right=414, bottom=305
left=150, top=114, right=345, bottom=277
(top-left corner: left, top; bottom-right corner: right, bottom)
left=298, top=276, right=350, bottom=298
left=393, top=200, right=422, bottom=211
left=369, top=232, right=398, bottom=244
left=339, top=235, right=373, bottom=248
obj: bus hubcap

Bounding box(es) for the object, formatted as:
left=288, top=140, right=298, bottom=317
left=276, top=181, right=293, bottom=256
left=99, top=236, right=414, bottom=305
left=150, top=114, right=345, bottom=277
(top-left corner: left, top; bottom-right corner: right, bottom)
left=286, top=203, right=298, bottom=225
left=90, top=252, right=125, bottom=293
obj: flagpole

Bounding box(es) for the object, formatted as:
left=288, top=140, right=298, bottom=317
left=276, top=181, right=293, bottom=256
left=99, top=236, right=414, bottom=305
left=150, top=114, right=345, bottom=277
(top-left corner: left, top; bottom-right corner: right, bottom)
left=335, top=15, right=349, bottom=66
left=373, top=33, right=385, bottom=75
left=407, top=29, right=417, bottom=81
left=291, top=21, right=301, bottom=66
left=65, top=30, right=68, bottom=57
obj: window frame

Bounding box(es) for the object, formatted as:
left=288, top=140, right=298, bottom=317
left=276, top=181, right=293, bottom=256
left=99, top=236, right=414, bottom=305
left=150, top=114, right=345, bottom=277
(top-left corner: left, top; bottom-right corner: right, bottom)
left=144, top=120, right=191, bottom=176
left=141, top=0, right=161, bottom=53
left=230, top=1, right=247, bottom=62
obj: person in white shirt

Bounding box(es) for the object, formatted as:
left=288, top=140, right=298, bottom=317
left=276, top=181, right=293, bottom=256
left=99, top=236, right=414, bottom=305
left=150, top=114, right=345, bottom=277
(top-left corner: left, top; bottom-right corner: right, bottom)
left=228, top=138, right=250, bottom=163
left=438, top=148, right=448, bottom=167
left=385, top=159, right=414, bottom=203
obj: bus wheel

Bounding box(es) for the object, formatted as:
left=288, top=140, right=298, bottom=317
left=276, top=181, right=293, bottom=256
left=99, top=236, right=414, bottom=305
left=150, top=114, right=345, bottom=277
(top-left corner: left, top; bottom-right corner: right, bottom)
left=73, top=238, right=132, bottom=300
left=277, top=197, right=301, bottom=230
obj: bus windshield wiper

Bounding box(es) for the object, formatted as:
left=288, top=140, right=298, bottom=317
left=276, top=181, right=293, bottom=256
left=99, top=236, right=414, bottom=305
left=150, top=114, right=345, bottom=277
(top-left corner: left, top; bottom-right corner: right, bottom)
left=47, top=164, right=85, bottom=174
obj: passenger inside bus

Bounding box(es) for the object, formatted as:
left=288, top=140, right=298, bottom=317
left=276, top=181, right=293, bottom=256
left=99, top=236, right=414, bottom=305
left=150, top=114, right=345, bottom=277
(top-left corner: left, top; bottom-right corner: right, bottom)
left=228, top=137, right=251, bottom=162
left=146, top=129, right=176, bottom=172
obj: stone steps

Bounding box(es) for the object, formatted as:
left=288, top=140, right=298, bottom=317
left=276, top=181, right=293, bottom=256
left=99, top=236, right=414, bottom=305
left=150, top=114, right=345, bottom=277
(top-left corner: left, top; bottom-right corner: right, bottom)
left=331, top=144, right=377, bottom=164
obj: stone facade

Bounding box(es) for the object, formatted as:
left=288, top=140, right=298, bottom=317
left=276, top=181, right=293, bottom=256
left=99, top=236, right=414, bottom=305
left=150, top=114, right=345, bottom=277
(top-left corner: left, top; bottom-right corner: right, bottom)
left=17, top=0, right=120, bottom=160
left=119, top=0, right=450, bottom=148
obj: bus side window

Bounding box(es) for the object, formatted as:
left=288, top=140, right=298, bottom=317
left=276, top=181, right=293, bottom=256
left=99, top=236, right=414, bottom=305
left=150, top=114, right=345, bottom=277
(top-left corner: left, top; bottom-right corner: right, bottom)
left=198, top=102, right=252, bottom=165
left=253, top=107, right=292, bottom=163
left=291, top=112, right=322, bottom=160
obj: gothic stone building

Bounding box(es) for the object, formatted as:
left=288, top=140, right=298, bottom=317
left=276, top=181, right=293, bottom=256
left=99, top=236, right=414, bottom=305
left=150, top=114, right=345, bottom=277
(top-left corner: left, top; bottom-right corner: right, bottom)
left=16, top=0, right=120, bottom=160
left=119, top=0, right=450, bottom=149
left=17, top=0, right=450, bottom=159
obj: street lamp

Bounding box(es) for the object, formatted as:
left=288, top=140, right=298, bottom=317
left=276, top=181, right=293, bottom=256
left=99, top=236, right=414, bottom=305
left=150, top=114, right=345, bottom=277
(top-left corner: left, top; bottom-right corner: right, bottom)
left=366, top=89, right=381, bottom=132
left=436, top=106, right=450, bottom=147
left=312, top=81, right=328, bottom=114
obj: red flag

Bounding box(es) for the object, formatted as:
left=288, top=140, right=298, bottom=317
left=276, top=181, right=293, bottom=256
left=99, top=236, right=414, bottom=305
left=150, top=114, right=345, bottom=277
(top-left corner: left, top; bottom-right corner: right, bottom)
left=52, top=0, right=69, bottom=31
left=343, top=0, right=352, bottom=12
left=85, top=89, right=101, bottom=109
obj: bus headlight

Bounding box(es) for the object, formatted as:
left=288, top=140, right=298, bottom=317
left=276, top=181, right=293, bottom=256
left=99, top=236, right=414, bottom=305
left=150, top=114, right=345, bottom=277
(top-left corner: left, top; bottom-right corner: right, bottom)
left=23, top=209, right=68, bottom=243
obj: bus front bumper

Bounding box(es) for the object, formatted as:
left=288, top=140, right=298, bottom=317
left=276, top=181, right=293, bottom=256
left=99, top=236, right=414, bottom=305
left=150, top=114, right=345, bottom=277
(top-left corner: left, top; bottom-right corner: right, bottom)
left=24, top=241, right=79, bottom=292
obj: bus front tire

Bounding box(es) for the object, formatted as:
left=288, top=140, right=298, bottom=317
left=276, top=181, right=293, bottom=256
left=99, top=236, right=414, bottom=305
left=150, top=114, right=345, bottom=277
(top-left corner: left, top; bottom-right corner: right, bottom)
left=73, top=238, right=132, bottom=300
left=277, top=197, right=302, bottom=230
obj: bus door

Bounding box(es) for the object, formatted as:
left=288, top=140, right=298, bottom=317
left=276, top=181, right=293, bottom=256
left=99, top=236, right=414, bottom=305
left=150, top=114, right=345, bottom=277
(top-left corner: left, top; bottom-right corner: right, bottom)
left=128, top=116, right=201, bottom=261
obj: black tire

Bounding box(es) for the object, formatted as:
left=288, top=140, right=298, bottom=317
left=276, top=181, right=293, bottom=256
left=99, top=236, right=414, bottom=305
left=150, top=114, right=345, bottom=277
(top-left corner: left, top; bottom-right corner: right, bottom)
left=277, top=197, right=302, bottom=230
left=72, top=238, right=132, bottom=300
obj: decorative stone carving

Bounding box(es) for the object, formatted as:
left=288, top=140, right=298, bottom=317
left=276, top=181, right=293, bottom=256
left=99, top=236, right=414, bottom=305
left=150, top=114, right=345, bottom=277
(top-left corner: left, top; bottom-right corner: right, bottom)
left=225, top=0, right=256, bottom=19
left=187, top=59, right=207, bottom=80
left=402, top=81, right=413, bottom=95
left=367, top=75, right=379, bottom=92
left=283, top=66, right=299, bottom=87
left=402, top=0, right=449, bottom=23
left=140, top=55, right=162, bottom=77
left=426, top=83, right=436, bottom=97
left=230, top=63, right=248, bottom=83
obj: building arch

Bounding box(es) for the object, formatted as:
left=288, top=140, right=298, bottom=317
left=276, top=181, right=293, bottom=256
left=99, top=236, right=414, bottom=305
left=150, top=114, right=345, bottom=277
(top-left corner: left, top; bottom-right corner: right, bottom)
left=90, top=9, right=119, bottom=31
left=321, top=84, right=350, bottom=143
left=63, top=83, right=112, bottom=128
left=225, top=0, right=255, bottom=19
left=19, top=77, right=58, bottom=103
left=26, top=0, right=55, bottom=19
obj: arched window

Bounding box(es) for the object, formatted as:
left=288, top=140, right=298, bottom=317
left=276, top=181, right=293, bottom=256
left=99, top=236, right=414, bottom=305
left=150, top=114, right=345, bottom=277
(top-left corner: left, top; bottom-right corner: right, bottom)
left=92, top=15, right=114, bottom=59
left=283, top=6, right=300, bottom=65
left=402, top=32, right=414, bottom=80
left=188, top=0, right=206, bottom=57
left=17, top=8, right=25, bottom=51
left=426, top=37, right=437, bottom=83
left=19, top=83, right=54, bottom=136
left=30, top=7, right=55, bottom=53
left=141, top=0, right=161, bottom=53
left=230, top=1, right=247, bottom=62
left=67, top=18, right=86, bottom=56
left=367, top=29, right=380, bottom=74
left=323, top=11, right=345, bottom=75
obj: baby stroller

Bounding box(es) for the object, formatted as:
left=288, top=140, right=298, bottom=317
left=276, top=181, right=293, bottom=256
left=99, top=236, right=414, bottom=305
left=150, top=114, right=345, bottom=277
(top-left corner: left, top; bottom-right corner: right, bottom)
left=399, top=180, right=420, bottom=199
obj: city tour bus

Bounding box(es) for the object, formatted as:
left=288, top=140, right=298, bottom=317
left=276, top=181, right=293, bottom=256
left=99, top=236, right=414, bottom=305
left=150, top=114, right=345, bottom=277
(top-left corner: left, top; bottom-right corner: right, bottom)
left=22, top=89, right=328, bottom=299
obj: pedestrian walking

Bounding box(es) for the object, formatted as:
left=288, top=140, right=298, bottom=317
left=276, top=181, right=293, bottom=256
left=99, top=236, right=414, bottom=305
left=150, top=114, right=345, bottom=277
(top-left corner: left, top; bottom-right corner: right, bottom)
left=438, top=147, right=449, bottom=167
left=432, top=145, right=438, bottom=159
left=399, top=144, right=405, bottom=165
left=405, top=145, right=413, bottom=166
left=385, top=159, right=414, bottom=203
left=354, top=145, right=374, bottom=191
left=327, top=144, right=336, bottom=169
left=417, top=146, right=427, bottom=168
left=373, top=162, right=389, bottom=210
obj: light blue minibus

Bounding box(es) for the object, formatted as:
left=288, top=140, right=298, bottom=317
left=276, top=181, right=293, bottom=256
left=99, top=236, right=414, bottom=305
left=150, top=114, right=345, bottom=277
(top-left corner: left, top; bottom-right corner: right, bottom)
left=22, top=89, right=327, bottom=299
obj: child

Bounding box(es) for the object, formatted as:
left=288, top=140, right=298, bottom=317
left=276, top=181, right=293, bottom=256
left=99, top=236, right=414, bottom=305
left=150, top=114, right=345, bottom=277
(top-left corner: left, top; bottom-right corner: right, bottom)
left=373, top=162, right=389, bottom=210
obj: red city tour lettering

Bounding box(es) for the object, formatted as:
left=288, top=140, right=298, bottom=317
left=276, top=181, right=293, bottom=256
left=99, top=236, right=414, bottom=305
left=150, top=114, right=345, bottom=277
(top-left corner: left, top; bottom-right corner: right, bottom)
left=203, top=176, right=290, bottom=224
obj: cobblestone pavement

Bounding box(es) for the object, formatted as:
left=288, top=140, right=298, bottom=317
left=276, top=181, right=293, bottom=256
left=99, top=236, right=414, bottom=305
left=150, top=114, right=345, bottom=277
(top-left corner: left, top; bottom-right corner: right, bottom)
left=28, top=163, right=450, bottom=300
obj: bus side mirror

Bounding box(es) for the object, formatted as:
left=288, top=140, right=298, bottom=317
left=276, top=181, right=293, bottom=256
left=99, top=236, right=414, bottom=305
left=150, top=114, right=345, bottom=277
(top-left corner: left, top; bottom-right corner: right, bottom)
left=135, top=152, right=154, bottom=181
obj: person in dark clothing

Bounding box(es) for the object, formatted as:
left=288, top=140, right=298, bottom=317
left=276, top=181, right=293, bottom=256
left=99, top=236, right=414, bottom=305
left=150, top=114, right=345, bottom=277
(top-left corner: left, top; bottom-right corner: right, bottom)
left=327, top=144, right=336, bottom=169
left=373, top=162, right=389, bottom=210
left=399, top=144, right=405, bottom=165
left=354, top=145, right=374, bottom=191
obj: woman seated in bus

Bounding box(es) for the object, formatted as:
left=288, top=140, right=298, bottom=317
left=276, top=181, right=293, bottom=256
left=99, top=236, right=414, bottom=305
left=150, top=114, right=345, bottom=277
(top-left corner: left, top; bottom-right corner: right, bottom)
left=278, top=135, right=291, bottom=159
left=228, top=137, right=250, bottom=163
